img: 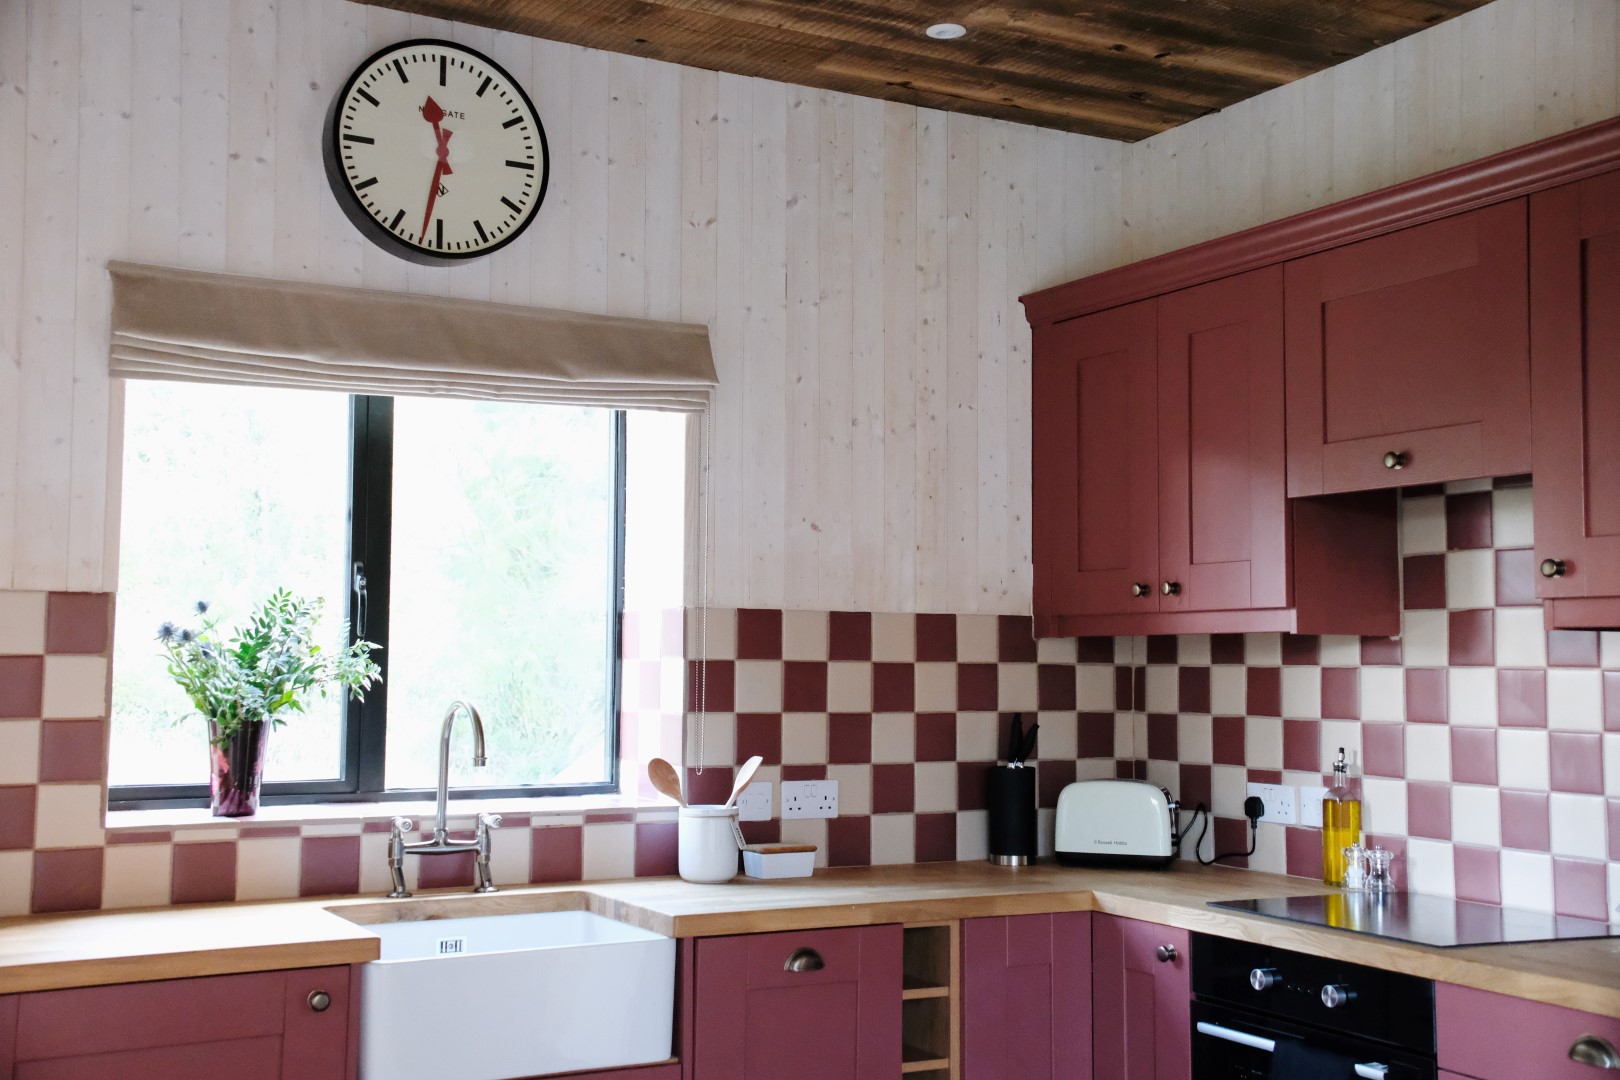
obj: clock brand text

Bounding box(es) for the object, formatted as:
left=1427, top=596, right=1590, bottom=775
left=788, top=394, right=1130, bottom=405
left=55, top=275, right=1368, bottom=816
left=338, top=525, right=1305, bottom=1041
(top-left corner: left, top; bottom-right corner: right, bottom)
left=421, top=104, right=467, bottom=120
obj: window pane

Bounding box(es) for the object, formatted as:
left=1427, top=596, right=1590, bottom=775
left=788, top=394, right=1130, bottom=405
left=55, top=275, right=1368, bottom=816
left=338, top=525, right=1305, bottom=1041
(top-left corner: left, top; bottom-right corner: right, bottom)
left=384, top=400, right=615, bottom=790
left=109, top=382, right=352, bottom=787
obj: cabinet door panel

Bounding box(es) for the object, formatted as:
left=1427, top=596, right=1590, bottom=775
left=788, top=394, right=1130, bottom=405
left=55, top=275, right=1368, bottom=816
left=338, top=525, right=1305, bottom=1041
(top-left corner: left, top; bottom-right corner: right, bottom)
left=1158, top=267, right=1287, bottom=612
left=15, top=971, right=286, bottom=1060
left=1531, top=171, right=1620, bottom=601
left=15, top=1036, right=283, bottom=1080
left=1285, top=201, right=1530, bottom=495
left=1437, top=981, right=1620, bottom=1080
left=281, top=965, right=351, bottom=1080
left=1093, top=914, right=1190, bottom=1080
left=1032, top=300, right=1159, bottom=620
left=0, top=995, right=14, bottom=1075
left=960, top=912, right=1091, bottom=1080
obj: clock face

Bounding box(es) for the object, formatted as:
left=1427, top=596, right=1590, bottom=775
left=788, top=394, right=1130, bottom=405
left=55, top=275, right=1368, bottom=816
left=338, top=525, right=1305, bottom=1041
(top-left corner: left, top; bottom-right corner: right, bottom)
left=322, top=39, right=549, bottom=264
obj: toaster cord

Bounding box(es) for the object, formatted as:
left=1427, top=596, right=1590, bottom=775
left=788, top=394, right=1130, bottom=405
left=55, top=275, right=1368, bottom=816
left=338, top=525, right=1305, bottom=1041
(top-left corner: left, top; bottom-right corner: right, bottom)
left=1181, top=799, right=1262, bottom=865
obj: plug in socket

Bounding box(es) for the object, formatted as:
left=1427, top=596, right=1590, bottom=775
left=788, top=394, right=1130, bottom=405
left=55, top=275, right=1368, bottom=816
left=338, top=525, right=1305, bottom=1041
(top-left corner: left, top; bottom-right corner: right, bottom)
left=781, top=779, right=838, bottom=819
left=737, top=781, right=773, bottom=822
left=1298, top=786, right=1328, bottom=828
left=1246, top=782, right=1297, bottom=825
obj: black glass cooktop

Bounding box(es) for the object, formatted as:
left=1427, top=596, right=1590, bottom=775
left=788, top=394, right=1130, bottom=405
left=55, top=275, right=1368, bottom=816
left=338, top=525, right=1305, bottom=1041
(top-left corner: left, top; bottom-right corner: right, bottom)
left=1210, top=892, right=1620, bottom=948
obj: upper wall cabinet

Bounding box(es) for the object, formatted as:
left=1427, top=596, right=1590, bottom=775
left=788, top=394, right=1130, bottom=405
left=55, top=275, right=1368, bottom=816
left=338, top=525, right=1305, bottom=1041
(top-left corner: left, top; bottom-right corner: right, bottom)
left=1530, top=171, right=1620, bottom=629
left=1283, top=201, right=1532, bottom=497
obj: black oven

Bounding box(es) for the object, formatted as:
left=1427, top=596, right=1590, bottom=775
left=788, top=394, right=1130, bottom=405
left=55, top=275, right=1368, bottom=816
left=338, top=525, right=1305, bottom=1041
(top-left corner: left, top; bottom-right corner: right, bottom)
left=1191, top=934, right=1436, bottom=1080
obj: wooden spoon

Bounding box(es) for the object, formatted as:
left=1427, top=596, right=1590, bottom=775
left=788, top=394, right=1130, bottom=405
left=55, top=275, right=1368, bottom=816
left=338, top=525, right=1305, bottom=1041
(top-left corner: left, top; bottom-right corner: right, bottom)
left=647, top=757, right=686, bottom=806
left=724, top=755, right=764, bottom=808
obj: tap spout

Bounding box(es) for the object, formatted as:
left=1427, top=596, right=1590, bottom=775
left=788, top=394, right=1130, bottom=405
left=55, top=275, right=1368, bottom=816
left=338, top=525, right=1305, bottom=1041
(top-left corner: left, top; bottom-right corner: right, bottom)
left=435, top=701, right=486, bottom=842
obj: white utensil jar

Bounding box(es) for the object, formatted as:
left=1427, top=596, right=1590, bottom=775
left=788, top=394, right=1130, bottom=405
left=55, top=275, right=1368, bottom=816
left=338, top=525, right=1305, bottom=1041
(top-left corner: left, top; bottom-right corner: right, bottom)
left=678, top=804, right=742, bottom=883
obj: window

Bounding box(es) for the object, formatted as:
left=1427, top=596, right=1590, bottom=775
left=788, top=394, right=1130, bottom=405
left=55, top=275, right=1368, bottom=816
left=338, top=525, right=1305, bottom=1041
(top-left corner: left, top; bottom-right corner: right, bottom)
left=109, top=381, right=624, bottom=807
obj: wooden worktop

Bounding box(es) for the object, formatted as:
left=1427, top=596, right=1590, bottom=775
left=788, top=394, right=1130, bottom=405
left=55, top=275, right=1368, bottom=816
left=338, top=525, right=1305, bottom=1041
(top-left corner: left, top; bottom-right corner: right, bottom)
left=5, top=861, right=1620, bottom=1018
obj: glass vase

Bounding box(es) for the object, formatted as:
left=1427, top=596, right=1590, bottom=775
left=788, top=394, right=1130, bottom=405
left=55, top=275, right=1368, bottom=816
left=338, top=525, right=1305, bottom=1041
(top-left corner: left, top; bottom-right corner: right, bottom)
left=208, top=719, right=270, bottom=817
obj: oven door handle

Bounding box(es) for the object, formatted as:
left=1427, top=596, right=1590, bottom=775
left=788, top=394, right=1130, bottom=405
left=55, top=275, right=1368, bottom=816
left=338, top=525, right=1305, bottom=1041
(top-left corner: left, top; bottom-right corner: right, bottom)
left=1195, top=1021, right=1389, bottom=1078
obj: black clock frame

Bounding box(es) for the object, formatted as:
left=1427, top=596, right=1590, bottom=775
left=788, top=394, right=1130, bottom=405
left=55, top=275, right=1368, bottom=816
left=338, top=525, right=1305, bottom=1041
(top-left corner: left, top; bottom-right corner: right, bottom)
left=321, top=38, right=551, bottom=266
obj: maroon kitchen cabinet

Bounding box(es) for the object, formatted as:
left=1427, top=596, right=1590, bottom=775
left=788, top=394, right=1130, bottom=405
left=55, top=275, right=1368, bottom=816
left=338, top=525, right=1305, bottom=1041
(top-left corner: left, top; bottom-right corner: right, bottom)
left=1092, top=914, right=1190, bottom=1080
left=1284, top=200, right=1532, bottom=496
left=1437, top=981, right=1620, bottom=1080
left=960, top=912, right=1091, bottom=1080
left=1530, top=169, right=1620, bottom=628
left=0, top=966, right=354, bottom=1080
left=691, top=925, right=901, bottom=1080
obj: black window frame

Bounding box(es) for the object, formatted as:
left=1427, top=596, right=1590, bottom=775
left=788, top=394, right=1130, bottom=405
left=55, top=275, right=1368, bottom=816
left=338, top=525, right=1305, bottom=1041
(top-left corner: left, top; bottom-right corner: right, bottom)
left=109, top=394, right=626, bottom=810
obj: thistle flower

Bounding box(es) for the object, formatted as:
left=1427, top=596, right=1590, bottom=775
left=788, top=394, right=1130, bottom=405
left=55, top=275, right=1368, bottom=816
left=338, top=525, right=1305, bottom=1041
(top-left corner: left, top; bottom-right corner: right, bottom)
left=156, top=621, right=178, bottom=643
left=178, top=628, right=196, bottom=644
left=194, top=600, right=209, bottom=615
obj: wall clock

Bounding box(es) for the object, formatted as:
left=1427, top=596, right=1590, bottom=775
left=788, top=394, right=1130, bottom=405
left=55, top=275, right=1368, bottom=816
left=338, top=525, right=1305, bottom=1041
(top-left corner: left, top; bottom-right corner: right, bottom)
left=322, top=39, right=549, bottom=265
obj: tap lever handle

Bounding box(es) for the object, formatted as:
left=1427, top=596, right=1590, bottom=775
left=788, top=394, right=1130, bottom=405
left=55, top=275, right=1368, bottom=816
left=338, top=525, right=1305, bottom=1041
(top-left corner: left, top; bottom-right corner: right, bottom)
left=478, top=813, right=503, bottom=830
left=391, top=816, right=414, bottom=835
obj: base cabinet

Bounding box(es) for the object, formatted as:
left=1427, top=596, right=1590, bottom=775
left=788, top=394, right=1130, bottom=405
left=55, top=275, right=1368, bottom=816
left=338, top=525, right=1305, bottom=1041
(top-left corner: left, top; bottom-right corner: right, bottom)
left=1092, top=914, right=1191, bottom=1080
left=1437, top=982, right=1620, bottom=1080
left=960, top=912, right=1091, bottom=1080
left=691, top=925, right=901, bottom=1080
left=0, top=966, right=353, bottom=1080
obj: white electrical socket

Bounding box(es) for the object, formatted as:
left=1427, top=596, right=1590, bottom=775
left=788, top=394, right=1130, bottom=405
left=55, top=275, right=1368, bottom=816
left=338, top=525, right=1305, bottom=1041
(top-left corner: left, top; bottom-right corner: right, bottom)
left=1298, top=786, right=1328, bottom=828
left=781, top=779, right=838, bottom=819
left=737, top=781, right=773, bottom=822
left=1246, top=782, right=1298, bottom=825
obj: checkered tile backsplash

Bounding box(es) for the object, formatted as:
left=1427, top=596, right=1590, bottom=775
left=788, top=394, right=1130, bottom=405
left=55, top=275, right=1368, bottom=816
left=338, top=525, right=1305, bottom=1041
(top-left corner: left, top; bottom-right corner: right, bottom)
left=2, top=480, right=1618, bottom=919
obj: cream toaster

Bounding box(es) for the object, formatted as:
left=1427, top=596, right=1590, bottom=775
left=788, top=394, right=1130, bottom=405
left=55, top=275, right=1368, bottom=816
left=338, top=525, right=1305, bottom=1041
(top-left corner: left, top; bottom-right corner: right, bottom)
left=1054, top=779, right=1178, bottom=869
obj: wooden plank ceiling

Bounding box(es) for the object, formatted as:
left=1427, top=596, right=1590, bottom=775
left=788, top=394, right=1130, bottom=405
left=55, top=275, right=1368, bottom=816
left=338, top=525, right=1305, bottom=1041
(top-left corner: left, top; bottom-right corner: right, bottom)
left=354, top=0, right=1493, bottom=141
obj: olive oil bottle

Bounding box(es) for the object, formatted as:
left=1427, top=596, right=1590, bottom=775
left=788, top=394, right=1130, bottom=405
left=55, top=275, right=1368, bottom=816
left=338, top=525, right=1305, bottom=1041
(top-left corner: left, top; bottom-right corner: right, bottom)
left=1322, top=747, right=1362, bottom=887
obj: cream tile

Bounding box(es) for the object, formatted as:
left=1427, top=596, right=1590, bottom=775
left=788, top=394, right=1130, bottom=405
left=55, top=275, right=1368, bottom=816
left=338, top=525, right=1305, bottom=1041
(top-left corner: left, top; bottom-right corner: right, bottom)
left=1445, top=550, right=1495, bottom=611
left=1243, top=634, right=1282, bottom=666
left=1244, top=716, right=1283, bottom=770
left=1607, top=735, right=1620, bottom=796
left=914, top=662, right=956, bottom=712
left=781, top=713, right=828, bottom=765
left=687, top=608, right=736, bottom=660
left=1401, top=610, right=1449, bottom=668
left=0, top=721, right=41, bottom=784
left=1495, top=608, right=1548, bottom=668
left=956, top=811, right=989, bottom=862
left=871, top=713, right=915, bottom=763
left=1140, top=665, right=1174, bottom=714
left=1405, top=724, right=1451, bottom=783
left=1076, top=759, right=1114, bottom=781
left=103, top=844, right=173, bottom=909
left=1609, top=865, right=1620, bottom=925
left=870, top=814, right=914, bottom=865
left=1450, top=785, right=1501, bottom=848
left=1036, top=637, right=1077, bottom=664
left=1210, top=667, right=1246, bottom=715
left=779, top=818, right=828, bottom=867
left=956, top=712, right=1000, bottom=762
left=826, top=662, right=873, bottom=711
left=1548, top=669, right=1604, bottom=732
left=1248, top=822, right=1287, bottom=875
left=826, top=765, right=871, bottom=816
left=34, top=784, right=105, bottom=849
left=1603, top=632, right=1620, bottom=670
left=956, top=616, right=998, bottom=662
left=1361, top=777, right=1408, bottom=835
left=0, top=592, right=46, bottom=655
left=1550, top=793, right=1607, bottom=860
left=1400, top=495, right=1447, bottom=555
left=1030, top=712, right=1073, bottom=761
left=914, top=762, right=957, bottom=813
left=1212, top=765, right=1248, bottom=817
left=299, top=821, right=363, bottom=837
left=1145, top=759, right=1178, bottom=796
left=489, top=822, right=531, bottom=885
left=1319, top=636, right=1361, bottom=667
left=1178, top=715, right=1213, bottom=765
left=733, top=661, right=783, bottom=712
left=997, top=664, right=1038, bottom=711
left=871, top=614, right=915, bottom=663
left=1359, top=667, right=1405, bottom=724
left=687, top=712, right=735, bottom=769
left=1500, top=849, right=1554, bottom=913
left=1449, top=669, right=1498, bottom=726
left=359, top=833, right=394, bottom=895
left=1405, top=838, right=1456, bottom=899
left=1178, top=635, right=1211, bottom=666
left=581, top=822, right=635, bottom=880
left=1078, top=667, right=1115, bottom=711
left=0, top=852, right=31, bottom=917
left=42, top=656, right=108, bottom=718
left=1319, top=721, right=1361, bottom=775
left=1037, top=808, right=1057, bottom=858
left=1282, top=667, right=1321, bottom=719
left=1492, top=486, right=1535, bottom=549
left=1497, top=729, right=1551, bottom=791
left=658, top=660, right=686, bottom=713
left=235, top=837, right=301, bottom=901
left=780, top=610, right=828, bottom=661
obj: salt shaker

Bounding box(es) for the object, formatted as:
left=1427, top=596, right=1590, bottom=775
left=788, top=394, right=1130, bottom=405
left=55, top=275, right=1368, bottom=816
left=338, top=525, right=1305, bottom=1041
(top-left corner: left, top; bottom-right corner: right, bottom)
left=1342, top=843, right=1368, bottom=891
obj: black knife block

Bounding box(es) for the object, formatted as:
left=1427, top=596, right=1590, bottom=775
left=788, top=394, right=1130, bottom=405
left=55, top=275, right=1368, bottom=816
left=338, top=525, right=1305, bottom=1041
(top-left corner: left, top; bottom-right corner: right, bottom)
left=987, top=764, right=1037, bottom=865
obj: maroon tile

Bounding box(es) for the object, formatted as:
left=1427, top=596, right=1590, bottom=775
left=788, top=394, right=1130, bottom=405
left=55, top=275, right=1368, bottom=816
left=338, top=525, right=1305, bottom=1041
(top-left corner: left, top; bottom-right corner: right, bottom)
left=45, top=593, right=111, bottom=655
left=1550, top=732, right=1604, bottom=794
left=1448, top=609, right=1494, bottom=667
left=0, top=656, right=44, bottom=718
left=736, top=714, right=783, bottom=766
left=1285, top=826, right=1322, bottom=880
left=1453, top=845, right=1502, bottom=905
left=1402, top=554, right=1448, bottom=610
left=735, top=609, right=783, bottom=660
left=740, top=819, right=780, bottom=845
left=1405, top=668, right=1448, bottom=724
left=1178, top=764, right=1212, bottom=810
left=957, top=664, right=998, bottom=711
left=1134, top=666, right=1147, bottom=709
left=686, top=660, right=735, bottom=712
left=170, top=842, right=237, bottom=905
left=828, top=611, right=872, bottom=661
left=826, top=816, right=871, bottom=867
left=1076, top=637, right=1114, bottom=664
left=1038, top=760, right=1077, bottom=808
left=1282, top=719, right=1319, bottom=772
left=1078, top=713, right=1114, bottom=759
left=915, top=713, right=956, bottom=762
left=782, top=661, right=828, bottom=712
left=1179, top=667, right=1211, bottom=714
left=1553, top=857, right=1609, bottom=921
left=871, top=763, right=915, bottom=814
left=685, top=768, right=734, bottom=806
left=1114, top=666, right=1134, bottom=711
left=106, top=830, right=173, bottom=846
left=997, top=616, right=1037, bottom=663
left=1549, top=630, right=1602, bottom=668
left=1407, top=782, right=1452, bottom=840
left=417, top=851, right=476, bottom=890
left=1360, top=636, right=1403, bottom=665
left=0, top=786, right=36, bottom=850
left=1450, top=728, right=1498, bottom=786
left=298, top=836, right=360, bottom=898
left=634, top=821, right=679, bottom=877
left=1213, top=817, right=1250, bottom=867
left=1500, top=790, right=1551, bottom=851
left=781, top=764, right=828, bottom=780
left=1281, top=635, right=1319, bottom=665
left=957, top=762, right=991, bottom=811
left=1608, top=672, right=1620, bottom=733
left=1116, top=760, right=1144, bottom=780
left=914, top=813, right=956, bottom=863
left=1362, top=724, right=1404, bottom=778
left=915, top=614, right=956, bottom=662
left=872, top=663, right=915, bottom=712
left=32, top=848, right=103, bottom=914
left=1497, top=669, right=1547, bottom=728
left=1147, top=714, right=1178, bottom=761
left=1146, top=636, right=1177, bottom=665
left=1213, top=716, right=1245, bottom=766
left=1036, top=665, right=1077, bottom=711
left=1321, top=668, right=1359, bottom=721
left=1495, top=548, right=1540, bottom=607
left=1210, top=635, right=1245, bottom=665
left=1248, top=768, right=1284, bottom=786
left=1247, top=668, right=1282, bottom=717
left=1445, top=490, right=1494, bottom=550
left=829, top=713, right=872, bottom=764
left=584, top=811, right=636, bottom=824
left=36, top=719, right=104, bottom=783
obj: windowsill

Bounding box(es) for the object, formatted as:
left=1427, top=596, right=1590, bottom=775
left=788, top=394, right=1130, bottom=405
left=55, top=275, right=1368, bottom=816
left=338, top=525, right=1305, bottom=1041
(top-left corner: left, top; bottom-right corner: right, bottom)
left=105, top=791, right=679, bottom=833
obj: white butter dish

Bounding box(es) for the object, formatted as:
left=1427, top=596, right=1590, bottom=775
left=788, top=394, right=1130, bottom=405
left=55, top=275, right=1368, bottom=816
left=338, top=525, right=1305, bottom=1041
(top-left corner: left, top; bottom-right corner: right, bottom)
left=741, top=844, right=816, bottom=879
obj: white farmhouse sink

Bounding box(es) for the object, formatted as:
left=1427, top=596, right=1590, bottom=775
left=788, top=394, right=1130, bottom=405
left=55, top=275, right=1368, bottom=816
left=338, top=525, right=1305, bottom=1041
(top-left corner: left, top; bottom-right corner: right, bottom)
left=359, top=910, right=676, bottom=1080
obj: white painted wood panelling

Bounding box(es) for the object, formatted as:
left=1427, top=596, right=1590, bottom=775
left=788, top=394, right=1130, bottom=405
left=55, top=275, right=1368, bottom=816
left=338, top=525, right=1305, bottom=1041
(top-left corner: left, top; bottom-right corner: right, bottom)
left=4, top=0, right=1619, bottom=614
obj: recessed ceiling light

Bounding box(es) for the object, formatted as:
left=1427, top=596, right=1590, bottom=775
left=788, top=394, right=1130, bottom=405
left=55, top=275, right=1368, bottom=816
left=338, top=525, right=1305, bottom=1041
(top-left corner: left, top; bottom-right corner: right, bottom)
left=926, top=22, right=967, bottom=40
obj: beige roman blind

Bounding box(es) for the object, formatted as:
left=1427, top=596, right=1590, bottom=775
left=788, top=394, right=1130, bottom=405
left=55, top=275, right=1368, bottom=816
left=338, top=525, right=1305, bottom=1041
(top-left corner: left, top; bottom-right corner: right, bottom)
left=107, top=261, right=717, bottom=412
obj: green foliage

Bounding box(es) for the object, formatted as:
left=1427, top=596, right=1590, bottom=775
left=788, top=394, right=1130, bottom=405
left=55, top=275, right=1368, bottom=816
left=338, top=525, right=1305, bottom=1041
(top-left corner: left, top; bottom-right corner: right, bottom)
left=158, top=591, right=382, bottom=743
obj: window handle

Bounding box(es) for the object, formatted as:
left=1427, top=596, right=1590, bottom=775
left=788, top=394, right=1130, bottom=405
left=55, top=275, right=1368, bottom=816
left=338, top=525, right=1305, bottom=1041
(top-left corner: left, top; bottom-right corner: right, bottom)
left=352, top=561, right=369, bottom=638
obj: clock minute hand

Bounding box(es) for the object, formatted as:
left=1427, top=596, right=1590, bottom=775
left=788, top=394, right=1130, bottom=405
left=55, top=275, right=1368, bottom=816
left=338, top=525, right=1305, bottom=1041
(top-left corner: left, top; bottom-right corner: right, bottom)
left=418, top=95, right=456, bottom=243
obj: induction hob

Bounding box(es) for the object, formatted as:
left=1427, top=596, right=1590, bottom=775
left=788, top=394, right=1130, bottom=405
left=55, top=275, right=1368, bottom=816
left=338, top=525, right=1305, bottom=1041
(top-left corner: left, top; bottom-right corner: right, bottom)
left=1210, top=892, right=1620, bottom=948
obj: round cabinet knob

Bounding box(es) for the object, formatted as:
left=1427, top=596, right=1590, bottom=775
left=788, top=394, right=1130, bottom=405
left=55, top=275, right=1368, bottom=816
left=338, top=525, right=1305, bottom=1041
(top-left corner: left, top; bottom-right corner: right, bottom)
left=1249, top=967, right=1280, bottom=991
left=1131, top=583, right=1150, bottom=598
left=1541, top=558, right=1568, bottom=579
left=784, top=947, right=825, bottom=973
left=1569, top=1035, right=1620, bottom=1069
left=1320, top=984, right=1357, bottom=1009
left=307, top=990, right=332, bottom=1013
left=1161, top=581, right=1181, bottom=596
left=1382, top=451, right=1406, bottom=470
left=1155, top=944, right=1178, bottom=964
